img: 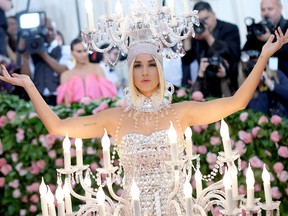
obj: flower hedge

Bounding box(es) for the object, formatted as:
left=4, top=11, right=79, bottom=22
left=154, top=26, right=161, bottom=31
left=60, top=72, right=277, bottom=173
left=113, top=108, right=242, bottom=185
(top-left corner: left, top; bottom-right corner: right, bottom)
left=0, top=92, right=287, bottom=215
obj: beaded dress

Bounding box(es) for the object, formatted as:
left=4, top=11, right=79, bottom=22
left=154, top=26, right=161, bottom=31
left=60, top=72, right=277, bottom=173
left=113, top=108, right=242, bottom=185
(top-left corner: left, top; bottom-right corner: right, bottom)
left=114, top=83, right=186, bottom=216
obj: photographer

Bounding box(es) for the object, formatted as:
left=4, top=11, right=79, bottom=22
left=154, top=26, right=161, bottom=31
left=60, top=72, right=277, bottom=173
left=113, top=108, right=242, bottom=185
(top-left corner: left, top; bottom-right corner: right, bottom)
left=181, top=1, right=241, bottom=93
left=241, top=52, right=288, bottom=118
left=19, top=16, right=73, bottom=105
left=192, top=41, right=232, bottom=98
left=242, top=0, right=288, bottom=76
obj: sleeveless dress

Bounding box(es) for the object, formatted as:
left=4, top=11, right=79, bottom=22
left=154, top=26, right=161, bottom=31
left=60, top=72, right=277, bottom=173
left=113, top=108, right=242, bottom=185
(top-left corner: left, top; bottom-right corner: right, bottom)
left=56, top=73, right=117, bottom=104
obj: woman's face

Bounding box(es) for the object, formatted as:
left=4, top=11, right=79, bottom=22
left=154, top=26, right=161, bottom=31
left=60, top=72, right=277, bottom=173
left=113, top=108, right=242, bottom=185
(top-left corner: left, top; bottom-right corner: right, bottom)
left=133, top=54, right=160, bottom=97
left=72, top=43, right=89, bottom=64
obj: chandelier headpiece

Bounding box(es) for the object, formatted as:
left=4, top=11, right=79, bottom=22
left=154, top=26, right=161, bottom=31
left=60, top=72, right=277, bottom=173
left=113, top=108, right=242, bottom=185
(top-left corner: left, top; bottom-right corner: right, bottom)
left=81, top=0, right=199, bottom=65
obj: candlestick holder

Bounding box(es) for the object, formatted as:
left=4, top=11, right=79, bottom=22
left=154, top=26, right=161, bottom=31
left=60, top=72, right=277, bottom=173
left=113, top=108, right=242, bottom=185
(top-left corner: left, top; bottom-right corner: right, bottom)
left=258, top=201, right=281, bottom=216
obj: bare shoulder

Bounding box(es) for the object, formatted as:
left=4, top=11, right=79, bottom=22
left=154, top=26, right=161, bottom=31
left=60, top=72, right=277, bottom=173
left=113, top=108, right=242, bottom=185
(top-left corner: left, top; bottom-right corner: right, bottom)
left=91, top=63, right=105, bottom=77
left=95, top=107, right=123, bottom=134
left=60, top=69, right=73, bottom=83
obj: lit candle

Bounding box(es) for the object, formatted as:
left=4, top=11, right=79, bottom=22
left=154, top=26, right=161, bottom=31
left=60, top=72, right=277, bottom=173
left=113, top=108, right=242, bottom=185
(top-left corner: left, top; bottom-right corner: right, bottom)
left=168, top=121, right=178, bottom=162
left=185, top=127, right=193, bottom=158
left=262, top=164, right=272, bottom=206
left=55, top=184, right=65, bottom=216
left=63, top=179, right=73, bottom=214
left=246, top=163, right=255, bottom=209
left=220, top=119, right=232, bottom=159
left=63, top=134, right=71, bottom=170
left=105, top=0, right=112, bottom=17
left=223, top=168, right=234, bottom=214
left=183, top=179, right=193, bottom=216
left=167, top=0, right=177, bottom=26
left=84, top=172, right=92, bottom=201
left=97, top=186, right=106, bottom=216
left=195, top=168, right=202, bottom=198
left=102, top=129, right=111, bottom=169
left=131, top=180, right=141, bottom=216
left=47, top=186, right=56, bottom=216
left=228, top=163, right=238, bottom=199
left=75, top=138, right=83, bottom=167
left=85, top=0, right=94, bottom=31
left=183, top=0, right=191, bottom=15
left=115, top=0, right=123, bottom=16
left=39, top=177, right=49, bottom=216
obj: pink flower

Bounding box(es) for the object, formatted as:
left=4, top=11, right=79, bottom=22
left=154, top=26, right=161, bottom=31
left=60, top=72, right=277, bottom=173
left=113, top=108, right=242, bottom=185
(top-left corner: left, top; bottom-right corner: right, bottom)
left=80, top=96, right=92, bottom=105
left=20, top=209, right=26, bottom=216
left=29, top=194, right=39, bottom=203
left=200, top=124, right=208, bottom=130
left=238, top=184, right=246, bottom=195
left=45, top=134, right=57, bottom=148
left=241, top=161, right=248, bottom=170
left=0, top=158, right=7, bottom=166
left=55, top=158, right=64, bottom=167
left=206, top=152, right=217, bottom=164
left=48, top=150, right=57, bottom=159
left=251, top=126, right=261, bottom=138
left=0, top=177, right=5, bottom=187
left=36, top=160, right=46, bottom=169
left=29, top=162, right=40, bottom=175
left=211, top=206, right=223, bottom=216
left=176, top=89, right=187, bottom=97
left=7, top=110, right=16, bottom=122
left=73, top=108, right=85, bottom=117
left=12, top=188, right=21, bottom=198
left=273, top=162, right=284, bottom=174
left=92, top=102, right=109, bottom=114
left=116, top=188, right=124, bottom=196
left=16, top=128, right=25, bottom=142
left=29, top=204, right=37, bottom=213
left=28, top=112, right=38, bottom=119
left=278, top=170, right=288, bottom=182
left=270, top=115, right=282, bottom=125
left=270, top=131, right=281, bottom=143
left=86, top=147, right=96, bottom=155
left=11, top=153, right=18, bottom=162
left=271, top=186, right=282, bottom=199
left=0, top=116, right=7, bottom=127
left=255, top=183, right=262, bottom=192
left=210, top=136, right=221, bottom=146
left=258, top=115, right=269, bottom=125
left=277, top=146, right=288, bottom=158
left=8, top=179, right=19, bottom=188
left=239, top=112, right=248, bottom=122
left=235, top=140, right=247, bottom=156
left=214, top=121, right=221, bottom=130
left=1, top=164, right=12, bottom=175
left=0, top=140, right=2, bottom=155
left=192, top=125, right=202, bottom=134
left=192, top=91, right=204, bottom=101
left=238, top=131, right=253, bottom=144
left=249, top=156, right=263, bottom=168
left=70, top=148, right=76, bottom=158
left=197, top=145, right=207, bottom=154
left=22, top=195, right=28, bottom=203
left=115, top=99, right=126, bottom=107
left=90, top=162, right=99, bottom=171
left=26, top=183, right=40, bottom=193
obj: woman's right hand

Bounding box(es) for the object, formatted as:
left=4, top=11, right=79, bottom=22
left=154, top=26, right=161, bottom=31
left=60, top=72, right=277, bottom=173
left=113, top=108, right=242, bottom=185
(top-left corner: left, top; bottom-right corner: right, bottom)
left=0, top=64, right=32, bottom=88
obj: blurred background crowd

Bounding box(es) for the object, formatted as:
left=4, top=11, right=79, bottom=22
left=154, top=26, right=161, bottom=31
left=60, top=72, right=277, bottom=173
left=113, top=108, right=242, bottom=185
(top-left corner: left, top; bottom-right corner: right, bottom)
left=0, top=0, right=288, bottom=118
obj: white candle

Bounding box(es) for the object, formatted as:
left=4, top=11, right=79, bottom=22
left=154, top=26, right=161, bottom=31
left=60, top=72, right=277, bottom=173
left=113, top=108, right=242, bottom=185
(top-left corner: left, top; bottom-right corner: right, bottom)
left=183, top=0, right=191, bottom=15
left=97, top=187, right=106, bottom=216
left=183, top=179, right=193, bottom=216
left=167, top=0, right=177, bottom=26
left=85, top=0, right=94, bottom=31
left=105, top=0, right=112, bottom=17
left=75, top=138, right=83, bottom=167
left=195, top=168, right=202, bottom=198
left=220, top=119, right=232, bottom=159
left=246, top=164, right=255, bottom=209
left=63, top=179, right=73, bottom=214
left=223, top=168, right=234, bottom=214
left=262, top=164, right=272, bottom=206
left=102, top=129, right=111, bottom=169
left=55, top=184, right=65, bottom=216
left=229, top=163, right=238, bottom=199
left=168, top=121, right=178, bottom=161
left=47, top=186, right=56, bottom=216
left=185, top=127, right=193, bottom=158
left=131, top=180, right=141, bottom=216
left=115, top=0, right=123, bottom=16
left=63, top=134, right=71, bottom=170
left=39, top=177, right=49, bottom=216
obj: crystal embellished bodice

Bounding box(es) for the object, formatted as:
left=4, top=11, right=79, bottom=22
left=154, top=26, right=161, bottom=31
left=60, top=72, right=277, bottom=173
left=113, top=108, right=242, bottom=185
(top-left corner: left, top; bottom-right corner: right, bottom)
left=117, top=130, right=185, bottom=216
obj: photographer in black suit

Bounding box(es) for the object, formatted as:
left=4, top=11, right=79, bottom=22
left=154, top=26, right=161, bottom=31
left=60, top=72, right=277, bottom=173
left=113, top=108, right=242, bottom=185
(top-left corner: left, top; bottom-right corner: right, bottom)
left=182, top=1, right=241, bottom=93
left=243, top=0, right=288, bottom=76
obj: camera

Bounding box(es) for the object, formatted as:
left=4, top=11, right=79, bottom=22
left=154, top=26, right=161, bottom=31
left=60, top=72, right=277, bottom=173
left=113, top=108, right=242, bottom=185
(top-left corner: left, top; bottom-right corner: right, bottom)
left=244, top=16, right=274, bottom=39
left=205, top=55, right=225, bottom=77
left=16, top=11, right=48, bottom=54
left=194, top=20, right=206, bottom=35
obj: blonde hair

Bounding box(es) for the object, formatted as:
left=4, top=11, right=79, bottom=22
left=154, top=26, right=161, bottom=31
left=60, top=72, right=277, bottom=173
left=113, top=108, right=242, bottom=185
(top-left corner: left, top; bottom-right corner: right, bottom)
left=128, top=56, right=166, bottom=105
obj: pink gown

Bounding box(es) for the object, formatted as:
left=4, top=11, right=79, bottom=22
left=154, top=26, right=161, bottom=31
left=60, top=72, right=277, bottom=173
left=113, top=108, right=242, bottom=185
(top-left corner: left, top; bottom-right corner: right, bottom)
left=56, top=73, right=117, bottom=104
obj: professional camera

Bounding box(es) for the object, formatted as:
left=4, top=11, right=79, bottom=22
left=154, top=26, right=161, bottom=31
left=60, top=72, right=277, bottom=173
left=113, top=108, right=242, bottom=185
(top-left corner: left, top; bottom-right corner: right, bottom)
left=244, top=16, right=274, bottom=39
left=17, top=11, right=48, bottom=54
left=205, top=55, right=225, bottom=77
left=194, top=20, right=206, bottom=35
left=240, top=50, right=260, bottom=63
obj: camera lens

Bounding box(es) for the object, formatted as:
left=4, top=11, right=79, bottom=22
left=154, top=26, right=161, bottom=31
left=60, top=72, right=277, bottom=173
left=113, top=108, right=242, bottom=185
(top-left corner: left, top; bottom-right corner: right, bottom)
left=194, top=21, right=205, bottom=34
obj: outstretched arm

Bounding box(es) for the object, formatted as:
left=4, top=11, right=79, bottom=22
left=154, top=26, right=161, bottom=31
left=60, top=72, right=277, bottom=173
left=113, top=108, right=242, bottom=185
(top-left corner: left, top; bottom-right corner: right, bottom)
left=0, top=69, right=118, bottom=138
left=179, top=27, right=288, bottom=128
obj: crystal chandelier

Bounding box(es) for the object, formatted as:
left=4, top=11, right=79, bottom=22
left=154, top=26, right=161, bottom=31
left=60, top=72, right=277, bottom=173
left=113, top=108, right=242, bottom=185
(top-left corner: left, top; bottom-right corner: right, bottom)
left=38, top=120, right=280, bottom=216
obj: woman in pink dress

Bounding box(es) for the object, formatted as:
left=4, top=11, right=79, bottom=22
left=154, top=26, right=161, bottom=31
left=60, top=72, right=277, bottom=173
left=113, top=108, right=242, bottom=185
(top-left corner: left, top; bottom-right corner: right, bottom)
left=56, top=38, right=117, bottom=105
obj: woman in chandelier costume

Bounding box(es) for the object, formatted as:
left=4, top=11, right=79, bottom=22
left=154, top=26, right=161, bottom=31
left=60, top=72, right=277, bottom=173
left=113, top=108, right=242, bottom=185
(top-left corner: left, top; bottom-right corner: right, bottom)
left=1, top=27, right=288, bottom=215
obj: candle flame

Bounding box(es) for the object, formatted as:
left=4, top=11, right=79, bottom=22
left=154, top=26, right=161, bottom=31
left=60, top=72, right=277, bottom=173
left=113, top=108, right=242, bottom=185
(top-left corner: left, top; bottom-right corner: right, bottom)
left=46, top=186, right=54, bottom=205
left=168, top=121, right=177, bottom=143
left=63, top=134, right=71, bottom=151
left=101, top=128, right=111, bottom=150
left=85, top=0, right=93, bottom=11
left=220, top=119, right=230, bottom=139
left=39, top=177, right=47, bottom=195
left=262, top=164, right=270, bottom=183
left=246, top=163, right=255, bottom=187
left=97, top=186, right=106, bottom=204
left=115, top=0, right=123, bottom=15
left=185, top=127, right=192, bottom=139
left=75, top=138, right=83, bottom=149
left=55, top=184, right=64, bottom=201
